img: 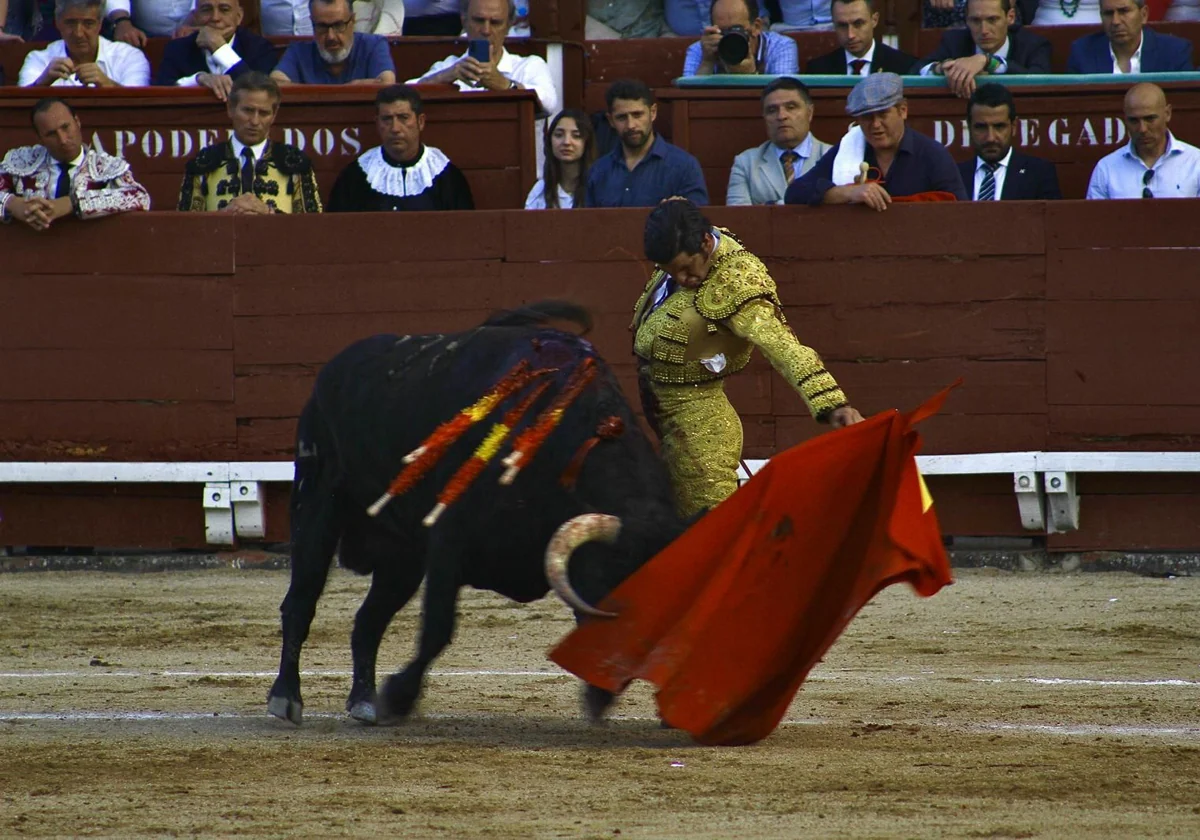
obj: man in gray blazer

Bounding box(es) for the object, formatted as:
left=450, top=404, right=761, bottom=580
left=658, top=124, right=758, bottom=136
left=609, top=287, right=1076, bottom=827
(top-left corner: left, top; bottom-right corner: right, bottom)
left=727, top=77, right=831, bottom=205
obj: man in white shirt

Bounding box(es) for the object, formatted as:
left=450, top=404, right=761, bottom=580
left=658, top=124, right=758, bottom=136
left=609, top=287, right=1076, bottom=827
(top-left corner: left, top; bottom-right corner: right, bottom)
left=1087, top=83, right=1200, bottom=200
left=103, top=0, right=190, bottom=43
left=19, top=0, right=151, bottom=87
left=408, top=0, right=558, bottom=116
left=727, top=77, right=830, bottom=205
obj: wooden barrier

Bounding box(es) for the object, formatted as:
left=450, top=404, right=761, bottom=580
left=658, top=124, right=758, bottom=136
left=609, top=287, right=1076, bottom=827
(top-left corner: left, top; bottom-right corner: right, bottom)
left=2, top=203, right=1200, bottom=551
left=660, top=80, right=1200, bottom=202
left=916, top=23, right=1200, bottom=72
left=0, top=86, right=538, bottom=210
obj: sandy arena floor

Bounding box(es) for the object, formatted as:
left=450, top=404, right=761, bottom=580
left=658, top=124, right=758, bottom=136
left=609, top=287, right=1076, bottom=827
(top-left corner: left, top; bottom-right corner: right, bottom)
left=0, top=567, right=1198, bottom=838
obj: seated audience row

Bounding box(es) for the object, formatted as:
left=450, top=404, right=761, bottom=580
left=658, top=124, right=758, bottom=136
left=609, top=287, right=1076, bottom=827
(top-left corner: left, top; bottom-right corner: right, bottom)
left=10, top=0, right=556, bottom=116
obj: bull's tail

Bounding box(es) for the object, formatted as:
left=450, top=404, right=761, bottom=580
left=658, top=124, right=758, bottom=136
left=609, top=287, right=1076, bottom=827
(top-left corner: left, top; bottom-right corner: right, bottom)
left=484, top=301, right=592, bottom=336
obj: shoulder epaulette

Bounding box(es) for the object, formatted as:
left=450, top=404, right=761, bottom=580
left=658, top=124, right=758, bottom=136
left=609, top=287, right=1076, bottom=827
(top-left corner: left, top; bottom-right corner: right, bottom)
left=185, top=143, right=232, bottom=176
left=694, top=250, right=779, bottom=321
left=269, top=142, right=314, bottom=175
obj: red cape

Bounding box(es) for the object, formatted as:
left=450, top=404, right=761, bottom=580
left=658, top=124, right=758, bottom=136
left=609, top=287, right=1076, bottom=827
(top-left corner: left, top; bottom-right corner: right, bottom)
left=550, top=386, right=956, bottom=746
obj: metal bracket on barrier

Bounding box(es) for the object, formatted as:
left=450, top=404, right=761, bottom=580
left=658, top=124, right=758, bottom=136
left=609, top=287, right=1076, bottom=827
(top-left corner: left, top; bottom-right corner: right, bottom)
left=1013, top=471, right=1045, bottom=531
left=231, top=481, right=265, bottom=539
left=203, top=482, right=234, bottom=546
left=1044, top=471, right=1079, bottom=533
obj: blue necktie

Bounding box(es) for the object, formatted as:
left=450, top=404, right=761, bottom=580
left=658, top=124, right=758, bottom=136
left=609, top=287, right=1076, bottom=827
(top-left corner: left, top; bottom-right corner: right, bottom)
left=978, top=162, right=998, bottom=201
left=240, top=147, right=255, bottom=195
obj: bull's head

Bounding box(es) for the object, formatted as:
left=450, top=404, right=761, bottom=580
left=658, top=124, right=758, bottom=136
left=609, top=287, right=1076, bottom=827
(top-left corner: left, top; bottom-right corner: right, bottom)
left=544, top=514, right=622, bottom=619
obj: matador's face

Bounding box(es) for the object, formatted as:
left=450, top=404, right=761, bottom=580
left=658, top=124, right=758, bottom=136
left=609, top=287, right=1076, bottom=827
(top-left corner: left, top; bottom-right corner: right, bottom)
left=658, top=233, right=716, bottom=289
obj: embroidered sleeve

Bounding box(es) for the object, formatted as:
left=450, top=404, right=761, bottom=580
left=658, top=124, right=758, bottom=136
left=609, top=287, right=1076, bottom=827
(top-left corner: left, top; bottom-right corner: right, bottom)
left=0, top=173, right=15, bottom=223
left=293, top=169, right=323, bottom=213
left=178, top=172, right=204, bottom=211
left=727, top=299, right=848, bottom=422
left=76, top=170, right=151, bottom=219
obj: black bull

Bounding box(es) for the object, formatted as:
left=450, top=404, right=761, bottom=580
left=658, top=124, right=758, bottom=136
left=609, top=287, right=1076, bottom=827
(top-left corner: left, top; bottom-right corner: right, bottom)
left=267, top=303, right=688, bottom=725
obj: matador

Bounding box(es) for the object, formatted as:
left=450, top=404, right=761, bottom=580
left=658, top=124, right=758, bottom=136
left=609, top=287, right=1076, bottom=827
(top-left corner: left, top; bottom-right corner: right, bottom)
left=633, top=199, right=864, bottom=517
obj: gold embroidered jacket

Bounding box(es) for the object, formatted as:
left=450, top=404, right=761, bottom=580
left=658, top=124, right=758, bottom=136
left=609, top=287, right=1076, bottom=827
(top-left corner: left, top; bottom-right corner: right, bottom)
left=632, top=229, right=847, bottom=421
left=177, top=141, right=323, bottom=213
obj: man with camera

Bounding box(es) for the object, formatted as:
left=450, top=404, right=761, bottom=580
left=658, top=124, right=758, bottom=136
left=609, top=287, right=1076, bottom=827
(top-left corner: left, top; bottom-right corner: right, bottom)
left=682, top=0, right=798, bottom=76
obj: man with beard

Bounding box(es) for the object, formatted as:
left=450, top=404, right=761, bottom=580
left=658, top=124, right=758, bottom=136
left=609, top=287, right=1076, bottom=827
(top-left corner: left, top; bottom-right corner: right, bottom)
left=1, top=97, right=150, bottom=229
left=18, top=0, right=150, bottom=87
left=156, top=0, right=278, bottom=98
left=785, top=73, right=965, bottom=210
left=1087, top=83, right=1200, bottom=199
left=586, top=79, right=707, bottom=207
left=270, top=0, right=395, bottom=84
left=327, top=85, right=474, bottom=212
left=959, top=85, right=1060, bottom=201
left=178, top=72, right=323, bottom=213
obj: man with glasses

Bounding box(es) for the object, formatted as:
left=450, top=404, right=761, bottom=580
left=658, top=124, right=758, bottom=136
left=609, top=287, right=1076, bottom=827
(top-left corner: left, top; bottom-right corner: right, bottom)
left=270, top=0, right=395, bottom=84
left=1087, top=83, right=1200, bottom=200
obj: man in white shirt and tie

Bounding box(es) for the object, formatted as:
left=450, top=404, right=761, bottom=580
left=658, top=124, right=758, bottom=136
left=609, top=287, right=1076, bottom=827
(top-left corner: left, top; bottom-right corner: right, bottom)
left=959, top=83, right=1061, bottom=201
left=805, top=0, right=916, bottom=74
left=726, top=77, right=831, bottom=205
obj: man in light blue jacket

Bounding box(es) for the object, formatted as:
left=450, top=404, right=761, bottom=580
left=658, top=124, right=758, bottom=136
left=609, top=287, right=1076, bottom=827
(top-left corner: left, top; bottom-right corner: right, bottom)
left=726, top=77, right=830, bottom=205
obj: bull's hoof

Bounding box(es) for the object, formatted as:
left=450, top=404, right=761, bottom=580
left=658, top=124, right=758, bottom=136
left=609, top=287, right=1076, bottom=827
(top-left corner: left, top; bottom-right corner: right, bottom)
left=267, top=694, right=303, bottom=725
left=348, top=700, right=378, bottom=725
left=582, top=684, right=616, bottom=723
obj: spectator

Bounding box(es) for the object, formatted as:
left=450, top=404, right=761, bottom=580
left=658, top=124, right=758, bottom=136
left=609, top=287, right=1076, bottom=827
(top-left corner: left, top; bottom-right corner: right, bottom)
left=586, top=79, right=708, bottom=207
left=178, top=72, right=323, bottom=213
left=525, top=109, right=596, bottom=209
left=402, top=0, right=461, bottom=35
left=104, top=0, right=188, bottom=42
left=785, top=73, right=967, bottom=209
left=0, top=97, right=150, bottom=230
left=353, top=0, right=405, bottom=34
left=155, top=0, right=277, bottom=98
left=960, top=84, right=1061, bottom=200
left=684, top=0, right=797, bottom=76
left=727, top=77, right=830, bottom=205
left=772, top=0, right=832, bottom=30
left=270, top=0, right=395, bottom=84
left=1067, top=0, right=1193, bottom=72
left=917, top=0, right=1052, bottom=99
left=807, top=0, right=915, bottom=74
left=19, top=0, right=150, bottom=86
left=586, top=0, right=668, bottom=38
left=665, top=0, right=764, bottom=34
left=1165, top=0, right=1200, bottom=20
left=258, top=0, right=312, bottom=35
left=4, top=0, right=60, bottom=40
left=1087, top=82, right=1200, bottom=198
left=924, top=0, right=1037, bottom=27
left=409, top=0, right=558, bottom=116
left=1028, top=0, right=1098, bottom=25
left=328, top=84, right=474, bottom=211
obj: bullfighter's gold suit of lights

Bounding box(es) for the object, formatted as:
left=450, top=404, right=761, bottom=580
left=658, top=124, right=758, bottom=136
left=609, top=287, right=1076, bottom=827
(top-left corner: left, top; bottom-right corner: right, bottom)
left=633, top=229, right=847, bottom=517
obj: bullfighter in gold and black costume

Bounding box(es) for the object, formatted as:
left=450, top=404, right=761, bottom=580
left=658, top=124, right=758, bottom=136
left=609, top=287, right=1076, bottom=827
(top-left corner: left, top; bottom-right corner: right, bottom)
left=176, top=71, right=322, bottom=214
left=635, top=199, right=864, bottom=517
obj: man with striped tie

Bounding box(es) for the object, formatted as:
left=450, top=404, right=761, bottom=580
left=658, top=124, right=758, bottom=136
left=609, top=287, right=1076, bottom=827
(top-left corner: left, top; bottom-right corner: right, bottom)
left=726, top=77, right=831, bottom=205
left=959, top=84, right=1061, bottom=201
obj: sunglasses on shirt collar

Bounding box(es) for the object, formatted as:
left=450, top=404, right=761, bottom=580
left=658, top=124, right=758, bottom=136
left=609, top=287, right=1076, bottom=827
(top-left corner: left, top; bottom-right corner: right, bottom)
left=1143, top=168, right=1154, bottom=199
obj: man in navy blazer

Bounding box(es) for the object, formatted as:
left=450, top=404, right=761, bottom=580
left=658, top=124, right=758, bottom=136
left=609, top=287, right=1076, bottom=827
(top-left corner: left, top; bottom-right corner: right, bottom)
left=916, top=0, right=1051, bottom=99
left=959, top=84, right=1061, bottom=201
left=155, top=0, right=278, bottom=100
left=805, top=0, right=916, bottom=75
left=1067, top=0, right=1193, bottom=74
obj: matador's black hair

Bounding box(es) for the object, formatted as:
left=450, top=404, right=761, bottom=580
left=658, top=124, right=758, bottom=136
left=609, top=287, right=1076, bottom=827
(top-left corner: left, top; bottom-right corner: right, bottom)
left=643, top=199, right=711, bottom=265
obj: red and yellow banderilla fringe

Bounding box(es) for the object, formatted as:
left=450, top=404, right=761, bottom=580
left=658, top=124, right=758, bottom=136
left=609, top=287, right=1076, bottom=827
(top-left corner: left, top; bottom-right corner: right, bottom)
left=368, top=360, right=547, bottom=517
left=500, top=358, right=599, bottom=486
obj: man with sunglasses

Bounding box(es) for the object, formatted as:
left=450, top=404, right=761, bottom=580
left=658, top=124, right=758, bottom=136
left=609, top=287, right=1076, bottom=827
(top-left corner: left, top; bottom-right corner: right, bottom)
left=785, top=72, right=966, bottom=211
left=270, top=0, right=395, bottom=84
left=1087, top=82, right=1200, bottom=199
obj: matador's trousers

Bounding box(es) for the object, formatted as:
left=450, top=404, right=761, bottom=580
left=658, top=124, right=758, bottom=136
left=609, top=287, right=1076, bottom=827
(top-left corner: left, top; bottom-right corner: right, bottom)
left=640, top=373, right=743, bottom=519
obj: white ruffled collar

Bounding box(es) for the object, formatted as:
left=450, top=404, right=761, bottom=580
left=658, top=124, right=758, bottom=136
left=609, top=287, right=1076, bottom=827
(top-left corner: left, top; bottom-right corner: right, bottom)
left=357, top=145, right=450, bottom=197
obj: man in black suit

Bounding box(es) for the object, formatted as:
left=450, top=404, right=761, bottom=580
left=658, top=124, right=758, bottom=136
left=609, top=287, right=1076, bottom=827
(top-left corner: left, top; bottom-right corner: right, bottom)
left=916, top=0, right=1051, bottom=99
left=155, top=0, right=278, bottom=101
left=959, top=84, right=1061, bottom=201
left=806, top=0, right=914, bottom=75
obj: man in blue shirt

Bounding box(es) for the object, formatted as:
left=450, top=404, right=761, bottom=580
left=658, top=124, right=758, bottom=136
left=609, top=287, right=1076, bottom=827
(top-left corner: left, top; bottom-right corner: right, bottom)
left=785, top=73, right=966, bottom=210
left=270, top=0, right=396, bottom=84
left=666, top=0, right=763, bottom=35
left=683, top=0, right=798, bottom=76
left=586, top=79, right=708, bottom=207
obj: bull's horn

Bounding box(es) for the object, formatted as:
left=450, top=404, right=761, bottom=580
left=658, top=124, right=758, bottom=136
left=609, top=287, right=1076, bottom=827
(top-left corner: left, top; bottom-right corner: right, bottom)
left=544, top=514, right=621, bottom=619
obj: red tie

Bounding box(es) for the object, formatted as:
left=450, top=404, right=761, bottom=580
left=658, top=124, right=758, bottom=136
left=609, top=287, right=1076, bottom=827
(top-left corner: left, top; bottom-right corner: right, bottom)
left=850, top=59, right=868, bottom=75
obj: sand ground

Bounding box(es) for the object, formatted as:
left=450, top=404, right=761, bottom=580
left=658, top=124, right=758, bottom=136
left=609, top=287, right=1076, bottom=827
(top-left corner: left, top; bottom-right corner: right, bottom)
left=1, top=567, right=1198, bottom=838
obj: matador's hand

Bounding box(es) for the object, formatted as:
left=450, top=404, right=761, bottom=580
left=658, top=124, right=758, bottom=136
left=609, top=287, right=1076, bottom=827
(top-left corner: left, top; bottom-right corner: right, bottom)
left=829, top=406, right=864, bottom=428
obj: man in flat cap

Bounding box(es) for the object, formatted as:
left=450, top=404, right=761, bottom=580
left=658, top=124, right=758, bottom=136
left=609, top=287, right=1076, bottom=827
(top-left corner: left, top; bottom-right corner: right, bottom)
left=785, top=73, right=967, bottom=211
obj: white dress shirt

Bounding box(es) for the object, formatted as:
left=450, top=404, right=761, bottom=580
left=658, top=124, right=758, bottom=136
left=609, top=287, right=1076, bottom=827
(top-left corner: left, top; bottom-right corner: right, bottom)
left=524, top=180, right=574, bottom=209
left=176, top=35, right=243, bottom=86
left=844, top=41, right=875, bottom=75
left=972, top=147, right=1012, bottom=201
left=18, top=37, right=151, bottom=87
left=1086, top=132, right=1200, bottom=199
left=1109, top=35, right=1143, bottom=74
left=230, top=136, right=269, bottom=165
left=410, top=48, right=559, bottom=116
left=258, top=0, right=313, bottom=36
left=103, top=0, right=193, bottom=37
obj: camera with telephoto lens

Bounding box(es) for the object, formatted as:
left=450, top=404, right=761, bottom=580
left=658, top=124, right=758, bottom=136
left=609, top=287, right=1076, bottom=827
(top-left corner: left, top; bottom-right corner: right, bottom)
left=717, top=25, right=751, bottom=66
